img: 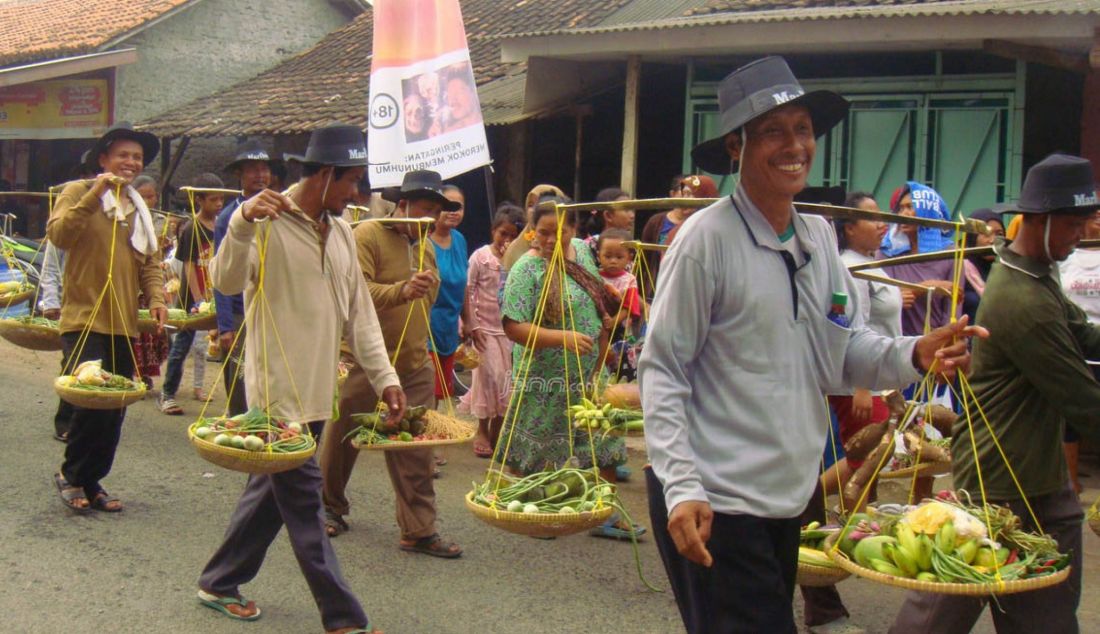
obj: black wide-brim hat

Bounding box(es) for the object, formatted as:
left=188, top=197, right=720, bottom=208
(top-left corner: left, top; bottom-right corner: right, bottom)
left=284, top=124, right=369, bottom=168
left=92, top=122, right=160, bottom=166
left=380, top=170, right=461, bottom=212
left=1005, top=153, right=1100, bottom=215
left=225, top=139, right=282, bottom=172
left=691, top=56, right=849, bottom=175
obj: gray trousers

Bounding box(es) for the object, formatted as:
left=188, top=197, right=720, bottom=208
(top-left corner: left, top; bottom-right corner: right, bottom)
left=198, top=453, right=368, bottom=631
left=890, top=482, right=1082, bottom=634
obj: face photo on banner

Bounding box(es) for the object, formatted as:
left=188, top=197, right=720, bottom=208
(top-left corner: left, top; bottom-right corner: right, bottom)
left=400, top=61, right=482, bottom=144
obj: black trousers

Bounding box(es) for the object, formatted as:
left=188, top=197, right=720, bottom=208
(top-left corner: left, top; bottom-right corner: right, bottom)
left=53, top=349, right=74, bottom=437
left=199, top=452, right=367, bottom=631
left=798, top=480, right=849, bottom=627
left=59, top=332, right=135, bottom=496
left=646, top=466, right=800, bottom=634
left=222, top=326, right=247, bottom=417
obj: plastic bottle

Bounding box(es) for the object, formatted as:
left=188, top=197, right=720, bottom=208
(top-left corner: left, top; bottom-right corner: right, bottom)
left=827, top=292, right=850, bottom=327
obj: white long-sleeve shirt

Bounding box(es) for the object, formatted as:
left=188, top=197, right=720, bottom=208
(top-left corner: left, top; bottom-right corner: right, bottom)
left=211, top=201, right=400, bottom=424
left=639, top=187, right=922, bottom=518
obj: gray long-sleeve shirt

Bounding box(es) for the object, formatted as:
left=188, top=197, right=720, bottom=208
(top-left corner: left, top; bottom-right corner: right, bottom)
left=639, top=187, right=922, bottom=519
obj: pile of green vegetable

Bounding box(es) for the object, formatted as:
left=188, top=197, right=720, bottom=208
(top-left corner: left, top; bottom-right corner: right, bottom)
left=832, top=493, right=1068, bottom=585
left=56, top=360, right=143, bottom=391
left=191, top=407, right=314, bottom=453
left=799, top=521, right=846, bottom=570
left=346, top=405, right=441, bottom=445
left=471, top=467, right=612, bottom=515
left=569, top=398, right=644, bottom=437
left=10, top=315, right=58, bottom=328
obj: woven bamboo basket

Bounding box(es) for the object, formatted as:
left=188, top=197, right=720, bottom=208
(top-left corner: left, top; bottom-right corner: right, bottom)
left=54, top=378, right=146, bottom=410
left=797, top=561, right=851, bottom=587
left=464, top=491, right=616, bottom=538
left=0, top=288, right=33, bottom=308
left=0, top=318, right=62, bottom=351
left=352, top=410, right=475, bottom=452
left=823, top=534, right=1070, bottom=596
left=187, top=422, right=315, bottom=474
left=879, top=460, right=952, bottom=480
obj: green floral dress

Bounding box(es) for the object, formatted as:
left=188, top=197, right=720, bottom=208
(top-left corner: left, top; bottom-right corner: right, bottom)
left=500, top=239, right=626, bottom=474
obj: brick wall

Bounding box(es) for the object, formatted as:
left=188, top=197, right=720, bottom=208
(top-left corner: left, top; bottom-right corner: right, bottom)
left=115, top=0, right=353, bottom=189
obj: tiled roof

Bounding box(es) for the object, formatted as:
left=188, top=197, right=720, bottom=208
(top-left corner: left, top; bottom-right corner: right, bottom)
left=496, top=0, right=1100, bottom=37
left=0, top=0, right=198, bottom=68
left=137, top=0, right=635, bottom=137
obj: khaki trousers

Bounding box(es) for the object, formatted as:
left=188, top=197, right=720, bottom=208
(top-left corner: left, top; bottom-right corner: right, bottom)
left=321, top=361, right=437, bottom=539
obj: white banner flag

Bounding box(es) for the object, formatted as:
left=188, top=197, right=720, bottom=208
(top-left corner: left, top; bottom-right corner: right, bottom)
left=367, top=0, right=491, bottom=187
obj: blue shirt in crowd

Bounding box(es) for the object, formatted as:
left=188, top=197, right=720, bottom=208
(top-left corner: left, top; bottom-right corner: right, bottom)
left=428, top=230, right=467, bottom=356
left=213, top=196, right=245, bottom=334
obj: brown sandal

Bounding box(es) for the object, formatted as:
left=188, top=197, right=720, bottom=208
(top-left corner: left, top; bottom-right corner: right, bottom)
left=399, top=533, right=462, bottom=559
left=90, top=491, right=123, bottom=512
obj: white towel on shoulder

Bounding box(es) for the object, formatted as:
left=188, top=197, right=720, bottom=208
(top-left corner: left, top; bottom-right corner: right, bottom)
left=101, top=185, right=159, bottom=256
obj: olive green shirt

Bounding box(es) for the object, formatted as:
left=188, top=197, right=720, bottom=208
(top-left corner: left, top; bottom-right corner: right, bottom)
left=351, top=221, right=439, bottom=376
left=952, top=241, right=1100, bottom=499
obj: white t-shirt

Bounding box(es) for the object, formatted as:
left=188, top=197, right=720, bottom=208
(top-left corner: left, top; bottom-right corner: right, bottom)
left=841, top=249, right=903, bottom=338
left=1060, top=249, right=1100, bottom=323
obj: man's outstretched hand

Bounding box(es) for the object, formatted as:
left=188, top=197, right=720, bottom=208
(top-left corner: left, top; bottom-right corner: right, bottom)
left=913, top=315, right=989, bottom=381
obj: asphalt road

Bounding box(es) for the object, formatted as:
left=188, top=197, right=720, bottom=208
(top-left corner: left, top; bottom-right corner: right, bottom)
left=2, top=343, right=1099, bottom=633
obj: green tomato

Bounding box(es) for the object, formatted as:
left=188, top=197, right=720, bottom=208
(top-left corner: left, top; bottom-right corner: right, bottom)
left=506, top=500, right=523, bottom=513
left=213, top=433, right=232, bottom=447
left=242, top=435, right=265, bottom=451
left=230, top=435, right=246, bottom=449
left=522, top=504, right=540, bottom=514
left=194, top=426, right=211, bottom=439
left=559, top=506, right=576, bottom=514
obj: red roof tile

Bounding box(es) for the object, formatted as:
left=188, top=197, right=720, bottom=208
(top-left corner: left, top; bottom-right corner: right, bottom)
left=0, top=0, right=197, bottom=67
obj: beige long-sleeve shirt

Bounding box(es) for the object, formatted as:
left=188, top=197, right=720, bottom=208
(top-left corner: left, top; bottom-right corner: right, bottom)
left=211, top=201, right=400, bottom=424
left=46, top=179, right=165, bottom=337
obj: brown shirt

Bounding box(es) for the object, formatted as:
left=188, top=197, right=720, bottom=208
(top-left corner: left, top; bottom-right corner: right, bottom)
left=46, top=179, right=165, bottom=337
left=353, top=221, right=438, bottom=376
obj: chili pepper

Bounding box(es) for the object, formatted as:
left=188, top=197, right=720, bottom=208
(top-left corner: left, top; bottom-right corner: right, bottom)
left=1005, top=550, right=1018, bottom=565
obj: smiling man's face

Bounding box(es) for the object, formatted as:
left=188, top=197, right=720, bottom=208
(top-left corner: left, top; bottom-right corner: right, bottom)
left=727, top=104, right=815, bottom=199
left=98, top=139, right=144, bottom=184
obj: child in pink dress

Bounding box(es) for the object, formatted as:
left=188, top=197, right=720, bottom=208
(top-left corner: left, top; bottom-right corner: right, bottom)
left=597, top=229, right=642, bottom=380
left=460, top=210, right=522, bottom=458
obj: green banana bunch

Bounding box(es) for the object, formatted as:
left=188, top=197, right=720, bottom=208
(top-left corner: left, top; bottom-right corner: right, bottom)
left=570, top=399, right=613, bottom=430
left=936, top=520, right=957, bottom=553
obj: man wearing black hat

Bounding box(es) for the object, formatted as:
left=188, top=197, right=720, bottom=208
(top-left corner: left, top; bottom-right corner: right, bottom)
left=198, top=125, right=403, bottom=634
left=891, top=153, right=1100, bottom=634
left=320, top=170, right=463, bottom=558
left=637, top=57, right=984, bottom=632
left=46, top=122, right=167, bottom=513
left=212, top=139, right=281, bottom=416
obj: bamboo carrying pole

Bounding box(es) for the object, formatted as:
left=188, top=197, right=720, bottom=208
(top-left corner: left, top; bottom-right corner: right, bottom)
left=537, top=197, right=991, bottom=236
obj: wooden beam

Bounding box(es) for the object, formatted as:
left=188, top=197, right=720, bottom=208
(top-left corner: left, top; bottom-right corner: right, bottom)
left=983, top=39, right=1090, bottom=74
left=160, top=136, right=190, bottom=194
left=620, top=55, right=641, bottom=195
